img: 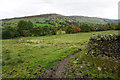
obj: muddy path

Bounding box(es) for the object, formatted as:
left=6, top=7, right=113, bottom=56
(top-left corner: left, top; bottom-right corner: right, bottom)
left=39, top=49, right=81, bottom=78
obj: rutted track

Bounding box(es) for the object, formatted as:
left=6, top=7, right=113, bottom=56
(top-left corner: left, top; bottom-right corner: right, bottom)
left=39, top=49, right=81, bottom=78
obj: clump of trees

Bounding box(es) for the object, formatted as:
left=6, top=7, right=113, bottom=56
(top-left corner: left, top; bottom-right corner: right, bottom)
left=65, top=26, right=81, bottom=34
left=47, top=17, right=119, bottom=34
left=32, top=25, right=57, bottom=36
left=2, top=20, right=57, bottom=39
left=64, top=22, right=119, bottom=34
left=2, top=26, right=20, bottom=39
left=2, top=20, right=33, bottom=39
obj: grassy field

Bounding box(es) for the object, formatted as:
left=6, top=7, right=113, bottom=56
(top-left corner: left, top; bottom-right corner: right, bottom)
left=2, top=30, right=118, bottom=78
left=3, top=17, right=46, bottom=24
left=66, top=47, right=119, bottom=79
left=35, top=24, right=53, bottom=27
left=2, top=17, right=48, bottom=29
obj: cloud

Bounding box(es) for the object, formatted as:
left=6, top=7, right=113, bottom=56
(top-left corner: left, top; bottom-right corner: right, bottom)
left=0, top=0, right=119, bottom=19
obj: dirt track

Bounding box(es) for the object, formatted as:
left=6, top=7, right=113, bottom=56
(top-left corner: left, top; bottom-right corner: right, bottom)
left=39, top=49, right=81, bottom=78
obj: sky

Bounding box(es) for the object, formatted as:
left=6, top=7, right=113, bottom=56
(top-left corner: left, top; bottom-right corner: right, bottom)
left=0, top=0, right=119, bottom=19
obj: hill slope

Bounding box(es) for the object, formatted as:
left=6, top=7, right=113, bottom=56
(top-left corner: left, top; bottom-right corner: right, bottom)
left=65, top=16, right=118, bottom=24
left=1, top=13, right=118, bottom=24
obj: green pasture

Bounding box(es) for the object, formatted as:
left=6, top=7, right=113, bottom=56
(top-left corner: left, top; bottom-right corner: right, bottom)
left=2, top=30, right=118, bottom=78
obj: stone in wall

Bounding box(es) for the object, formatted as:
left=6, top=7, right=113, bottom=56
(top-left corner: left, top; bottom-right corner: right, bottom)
left=87, top=34, right=120, bottom=60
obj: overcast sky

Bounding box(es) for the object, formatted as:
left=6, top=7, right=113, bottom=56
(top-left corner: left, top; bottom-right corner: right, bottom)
left=0, top=0, right=119, bottom=19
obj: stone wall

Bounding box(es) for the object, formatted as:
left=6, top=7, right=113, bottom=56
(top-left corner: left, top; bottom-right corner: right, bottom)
left=87, top=34, right=120, bottom=60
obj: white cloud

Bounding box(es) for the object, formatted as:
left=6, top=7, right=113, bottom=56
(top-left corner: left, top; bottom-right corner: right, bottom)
left=0, top=0, right=119, bottom=19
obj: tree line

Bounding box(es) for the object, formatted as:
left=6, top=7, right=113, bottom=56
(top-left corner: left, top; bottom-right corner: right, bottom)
left=2, top=19, right=120, bottom=39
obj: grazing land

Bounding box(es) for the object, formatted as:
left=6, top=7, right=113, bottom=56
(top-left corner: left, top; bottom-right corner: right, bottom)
left=2, top=30, right=119, bottom=78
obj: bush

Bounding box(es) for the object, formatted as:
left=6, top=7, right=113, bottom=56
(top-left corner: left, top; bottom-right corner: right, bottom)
left=33, top=26, right=57, bottom=36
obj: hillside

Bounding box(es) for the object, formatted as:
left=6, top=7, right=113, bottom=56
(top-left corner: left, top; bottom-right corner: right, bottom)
left=1, top=14, right=62, bottom=21
left=1, top=13, right=118, bottom=24
left=65, top=16, right=118, bottom=24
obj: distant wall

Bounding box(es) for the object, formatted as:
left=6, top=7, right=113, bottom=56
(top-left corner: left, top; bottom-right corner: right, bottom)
left=87, top=34, right=120, bottom=60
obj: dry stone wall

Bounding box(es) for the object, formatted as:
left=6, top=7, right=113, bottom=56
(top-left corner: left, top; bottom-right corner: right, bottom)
left=87, top=34, right=120, bottom=60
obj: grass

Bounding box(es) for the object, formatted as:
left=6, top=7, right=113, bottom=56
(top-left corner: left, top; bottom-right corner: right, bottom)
left=76, top=17, right=107, bottom=24
left=35, top=24, right=53, bottom=27
left=3, top=17, right=46, bottom=24
left=68, top=47, right=119, bottom=79
left=2, top=30, right=119, bottom=78
left=2, top=17, right=47, bottom=28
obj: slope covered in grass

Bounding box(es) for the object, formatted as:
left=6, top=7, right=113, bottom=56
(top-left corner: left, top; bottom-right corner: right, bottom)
left=2, top=30, right=118, bottom=78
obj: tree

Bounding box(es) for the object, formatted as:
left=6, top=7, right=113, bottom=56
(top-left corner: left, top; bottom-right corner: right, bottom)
left=96, top=24, right=104, bottom=31
left=51, top=27, right=57, bottom=35
left=115, top=22, right=120, bottom=30
left=77, top=28, right=81, bottom=32
left=17, top=20, right=28, bottom=31
left=65, top=25, right=73, bottom=34
left=27, top=20, right=34, bottom=33
left=104, top=24, right=109, bottom=30
left=32, top=26, right=42, bottom=36
left=2, top=29, right=11, bottom=39
left=17, top=20, right=33, bottom=37
left=79, top=24, right=91, bottom=32
left=2, top=27, right=20, bottom=39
